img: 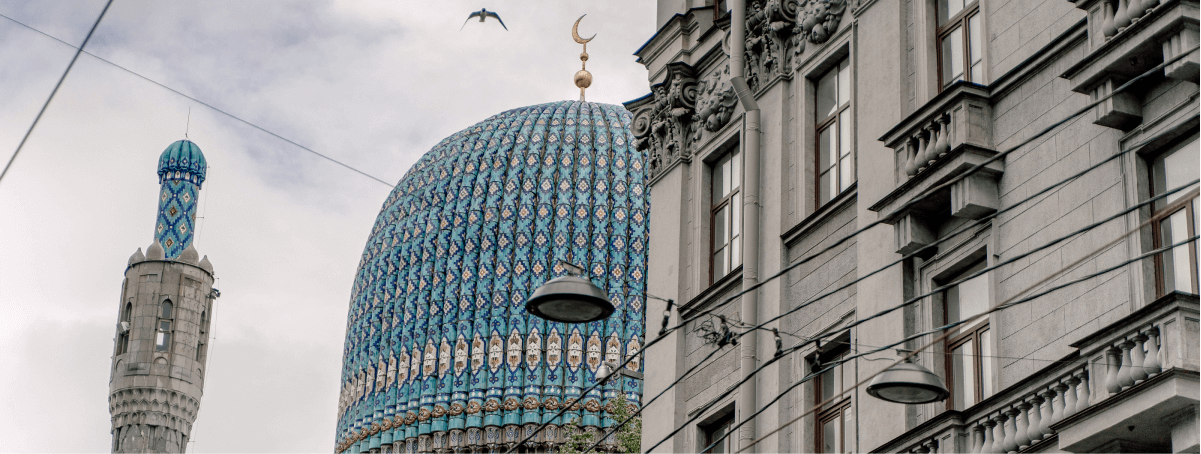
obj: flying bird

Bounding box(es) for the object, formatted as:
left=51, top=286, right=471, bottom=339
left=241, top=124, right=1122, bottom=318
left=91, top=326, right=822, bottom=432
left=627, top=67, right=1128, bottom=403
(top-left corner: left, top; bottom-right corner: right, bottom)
left=461, top=8, right=508, bottom=31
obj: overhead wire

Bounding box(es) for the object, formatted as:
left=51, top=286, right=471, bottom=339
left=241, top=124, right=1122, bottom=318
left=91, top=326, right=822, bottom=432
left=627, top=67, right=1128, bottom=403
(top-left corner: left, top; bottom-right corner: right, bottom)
left=0, top=0, right=113, bottom=186
left=653, top=44, right=1201, bottom=342
left=581, top=117, right=1181, bottom=451
left=513, top=43, right=1201, bottom=454
left=653, top=181, right=1198, bottom=453
left=0, top=10, right=396, bottom=188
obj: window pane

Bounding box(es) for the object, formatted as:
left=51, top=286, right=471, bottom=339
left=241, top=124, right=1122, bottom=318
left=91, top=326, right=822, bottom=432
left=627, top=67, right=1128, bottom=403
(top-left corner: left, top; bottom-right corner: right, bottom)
left=938, top=0, right=965, bottom=24
left=714, top=247, right=727, bottom=279
left=820, top=364, right=836, bottom=402
left=822, top=416, right=840, bottom=453
left=958, top=273, right=990, bottom=323
left=723, top=158, right=733, bottom=198
left=1163, top=210, right=1195, bottom=293
left=839, top=111, right=852, bottom=158
left=942, top=31, right=964, bottom=87
left=838, top=61, right=850, bottom=107
left=968, top=14, right=982, bottom=82
left=731, top=150, right=741, bottom=189
left=161, top=301, right=172, bottom=319
left=1154, top=137, right=1200, bottom=208
left=714, top=206, right=728, bottom=247
left=712, top=158, right=724, bottom=202
left=840, top=156, right=853, bottom=193
left=952, top=339, right=975, bottom=410
left=979, top=329, right=993, bottom=399
left=819, top=126, right=835, bottom=172
left=819, top=170, right=832, bottom=206
left=817, top=68, right=838, bottom=120
left=732, top=192, right=741, bottom=238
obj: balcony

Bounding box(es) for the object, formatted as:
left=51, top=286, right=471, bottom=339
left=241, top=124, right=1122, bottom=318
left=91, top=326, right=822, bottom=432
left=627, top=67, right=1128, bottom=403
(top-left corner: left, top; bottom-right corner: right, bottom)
left=869, top=82, right=1001, bottom=256
left=874, top=292, right=1199, bottom=453
left=1062, top=0, right=1199, bottom=131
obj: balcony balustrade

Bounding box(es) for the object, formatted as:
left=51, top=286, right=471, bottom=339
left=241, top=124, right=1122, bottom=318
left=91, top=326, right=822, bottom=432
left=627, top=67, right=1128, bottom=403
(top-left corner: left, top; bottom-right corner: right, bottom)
left=877, top=292, right=1199, bottom=453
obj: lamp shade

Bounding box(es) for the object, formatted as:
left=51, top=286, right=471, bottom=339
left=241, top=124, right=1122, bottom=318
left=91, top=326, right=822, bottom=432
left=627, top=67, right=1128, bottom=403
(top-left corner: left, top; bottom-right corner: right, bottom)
left=525, top=275, right=615, bottom=323
left=866, top=361, right=950, bottom=404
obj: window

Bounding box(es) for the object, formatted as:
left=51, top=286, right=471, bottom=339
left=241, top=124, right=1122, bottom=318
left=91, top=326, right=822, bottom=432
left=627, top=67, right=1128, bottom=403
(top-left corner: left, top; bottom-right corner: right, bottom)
left=155, top=300, right=173, bottom=352
left=700, top=413, right=734, bottom=454
left=815, top=59, right=853, bottom=207
left=117, top=302, right=132, bottom=355
left=1151, top=135, right=1199, bottom=296
left=941, top=259, right=993, bottom=410
left=814, top=347, right=853, bottom=453
left=711, top=148, right=742, bottom=283
left=937, top=0, right=982, bottom=89
left=197, top=310, right=208, bottom=362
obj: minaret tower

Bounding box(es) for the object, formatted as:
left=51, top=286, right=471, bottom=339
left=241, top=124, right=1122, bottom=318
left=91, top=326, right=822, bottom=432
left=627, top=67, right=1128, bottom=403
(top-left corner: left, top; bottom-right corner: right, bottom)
left=109, top=140, right=219, bottom=453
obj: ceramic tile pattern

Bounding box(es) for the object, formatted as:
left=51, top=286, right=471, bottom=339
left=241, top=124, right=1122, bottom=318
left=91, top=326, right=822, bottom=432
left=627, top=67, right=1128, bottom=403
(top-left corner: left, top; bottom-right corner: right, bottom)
left=335, top=101, right=649, bottom=452
left=154, top=140, right=206, bottom=259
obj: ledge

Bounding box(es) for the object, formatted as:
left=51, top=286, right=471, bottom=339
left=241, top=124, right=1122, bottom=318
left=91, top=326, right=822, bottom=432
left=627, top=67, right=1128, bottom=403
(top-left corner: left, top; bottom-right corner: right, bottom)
left=1061, top=0, right=1199, bottom=93
left=782, top=183, right=857, bottom=246
left=867, top=144, right=1002, bottom=221
left=680, top=265, right=743, bottom=316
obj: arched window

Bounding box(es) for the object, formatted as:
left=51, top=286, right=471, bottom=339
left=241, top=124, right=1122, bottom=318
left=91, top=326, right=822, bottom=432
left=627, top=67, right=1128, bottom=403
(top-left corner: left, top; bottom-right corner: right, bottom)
left=155, top=300, right=173, bottom=352
left=117, top=302, right=132, bottom=355
left=197, top=310, right=208, bottom=362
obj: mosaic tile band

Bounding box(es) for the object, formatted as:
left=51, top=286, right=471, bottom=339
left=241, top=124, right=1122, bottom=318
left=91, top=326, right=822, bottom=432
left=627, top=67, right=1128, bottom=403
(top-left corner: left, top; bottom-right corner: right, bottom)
left=154, top=140, right=206, bottom=259
left=335, top=101, right=649, bottom=453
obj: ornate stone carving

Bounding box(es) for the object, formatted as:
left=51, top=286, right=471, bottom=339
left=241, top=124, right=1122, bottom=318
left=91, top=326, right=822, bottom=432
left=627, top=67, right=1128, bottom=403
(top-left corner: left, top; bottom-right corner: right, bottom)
left=790, top=0, right=847, bottom=69
left=693, top=64, right=738, bottom=138
left=745, top=0, right=800, bottom=92
left=626, top=63, right=699, bottom=182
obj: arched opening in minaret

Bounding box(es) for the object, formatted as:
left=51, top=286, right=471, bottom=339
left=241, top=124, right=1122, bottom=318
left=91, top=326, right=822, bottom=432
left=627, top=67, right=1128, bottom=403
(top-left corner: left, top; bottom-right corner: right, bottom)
left=155, top=300, right=173, bottom=352
left=197, top=310, right=207, bottom=363
left=117, top=302, right=132, bottom=355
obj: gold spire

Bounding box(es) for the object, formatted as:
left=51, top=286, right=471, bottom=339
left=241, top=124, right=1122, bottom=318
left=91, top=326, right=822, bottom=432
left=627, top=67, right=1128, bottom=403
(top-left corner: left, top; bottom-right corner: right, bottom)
left=572, top=15, right=595, bottom=102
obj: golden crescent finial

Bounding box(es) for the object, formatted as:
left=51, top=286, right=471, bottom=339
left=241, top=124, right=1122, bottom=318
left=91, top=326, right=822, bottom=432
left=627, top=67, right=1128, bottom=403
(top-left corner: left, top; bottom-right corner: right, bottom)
left=572, top=15, right=595, bottom=44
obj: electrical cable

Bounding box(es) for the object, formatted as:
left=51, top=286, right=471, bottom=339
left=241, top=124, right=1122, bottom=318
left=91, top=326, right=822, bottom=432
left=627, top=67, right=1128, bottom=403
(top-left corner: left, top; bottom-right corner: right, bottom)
left=654, top=44, right=1201, bottom=341
left=0, top=0, right=113, bottom=186
left=580, top=124, right=1183, bottom=452
left=644, top=182, right=1198, bottom=453
left=0, top=10, right=395, bottom=188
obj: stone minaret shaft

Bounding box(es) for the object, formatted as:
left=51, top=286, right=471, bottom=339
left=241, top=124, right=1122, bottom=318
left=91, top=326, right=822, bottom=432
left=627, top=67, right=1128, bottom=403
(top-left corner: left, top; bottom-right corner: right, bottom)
left=110, top=140, right=217, bottom=453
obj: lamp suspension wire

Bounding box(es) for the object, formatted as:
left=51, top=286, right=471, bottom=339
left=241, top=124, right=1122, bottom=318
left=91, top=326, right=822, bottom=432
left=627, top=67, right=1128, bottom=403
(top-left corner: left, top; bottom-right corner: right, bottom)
left=508, top=45, right=1201, bottom=453
left=0, top=0, right=113, bottom=187
left=668, top=183, right=1199, bottom=454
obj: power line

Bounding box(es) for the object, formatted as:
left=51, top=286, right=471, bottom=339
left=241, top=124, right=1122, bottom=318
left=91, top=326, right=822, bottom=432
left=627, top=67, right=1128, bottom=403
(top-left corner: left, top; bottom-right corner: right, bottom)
left=586, top=125, right=1179, bottom=452
left=0, top=10, right=396, bottom=188
left=0, top=0, right=113, bottom=186
left=643, top=178, right=1196, bottom=451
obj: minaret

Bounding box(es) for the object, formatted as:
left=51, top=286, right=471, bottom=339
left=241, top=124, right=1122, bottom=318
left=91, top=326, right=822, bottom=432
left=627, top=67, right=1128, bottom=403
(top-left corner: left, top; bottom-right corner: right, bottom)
left=109, top=140, right=218, bottom=453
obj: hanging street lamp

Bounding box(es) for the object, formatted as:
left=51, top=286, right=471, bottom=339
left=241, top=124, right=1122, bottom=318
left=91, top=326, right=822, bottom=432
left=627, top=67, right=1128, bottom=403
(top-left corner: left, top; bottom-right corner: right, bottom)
left=525, top=261, right=615, bottom=324
left=866, top=359, right=950, bottom=404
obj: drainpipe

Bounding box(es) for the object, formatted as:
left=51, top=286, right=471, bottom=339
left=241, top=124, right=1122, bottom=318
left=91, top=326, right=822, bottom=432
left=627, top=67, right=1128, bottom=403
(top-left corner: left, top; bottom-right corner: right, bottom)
left=729, top=1, right=761, bottom=451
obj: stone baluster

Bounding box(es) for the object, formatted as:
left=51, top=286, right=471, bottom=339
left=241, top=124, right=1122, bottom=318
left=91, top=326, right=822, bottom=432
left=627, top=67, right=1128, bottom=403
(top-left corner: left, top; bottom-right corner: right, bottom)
left=980, top=417, right=996, bottom=453
left=915, top=132, right=930, bottom=173
left=1115, top=0, right=1131, bottom=31
left=1000, top=408, right=1018, bottom=453
left=1144, top=327, right=1162, bottom=375
left=992, top=412, right=1008, bottom=453
left=971, top=423, right=986, bottom=453
left=1037, top=389, right=1056, bottom=437
left=923, top=124, right=939, bottom=167
left=904, top=137, right=919, bottom=177
left=1025, top=395, right=1043, bottom=444
left=1116, top=339, right=1135, bottom=389
left=1062, top=376, right=1080, bottom=418
left=1129, top=0, right=1143, bottom=20
left=1130, top=332, right=1149, bottom=383
left=1104, top=347, right=1122, bottom=393
left=1075, top=370, right=1092, bottom=413
left=1102, top=0, right=1118, bottom=38
left=1050, top=383, right=1068, bottom=424
left=934, top=115, right=951, bottom=158
left=1014, top=402, right=1032, bottom=449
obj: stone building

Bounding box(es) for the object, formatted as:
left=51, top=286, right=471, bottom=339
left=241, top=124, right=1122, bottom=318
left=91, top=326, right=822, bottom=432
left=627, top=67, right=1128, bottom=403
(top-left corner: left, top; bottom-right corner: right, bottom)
left=628, top=0, right=1197, bottom=452
left=109, top=140, right=219, bottom=452
left=333, top=101, right=650, bottom=453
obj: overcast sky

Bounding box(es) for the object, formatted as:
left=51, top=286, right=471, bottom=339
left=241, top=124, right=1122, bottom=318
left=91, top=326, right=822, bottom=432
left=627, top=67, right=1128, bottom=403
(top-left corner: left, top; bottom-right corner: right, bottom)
left=0, top=1, right=657, bottom=451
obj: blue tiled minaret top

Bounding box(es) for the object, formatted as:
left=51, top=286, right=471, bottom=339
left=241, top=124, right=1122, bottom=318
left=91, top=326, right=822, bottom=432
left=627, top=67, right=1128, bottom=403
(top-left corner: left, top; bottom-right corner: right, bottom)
left=154, top=140, right=207, bottom=259
left=335, top=101, right=649, bottom=453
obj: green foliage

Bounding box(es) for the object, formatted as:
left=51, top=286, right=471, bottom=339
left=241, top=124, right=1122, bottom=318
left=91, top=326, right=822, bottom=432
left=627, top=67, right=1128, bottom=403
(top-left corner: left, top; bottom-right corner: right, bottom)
left=558, top=393, right=642, bottom=454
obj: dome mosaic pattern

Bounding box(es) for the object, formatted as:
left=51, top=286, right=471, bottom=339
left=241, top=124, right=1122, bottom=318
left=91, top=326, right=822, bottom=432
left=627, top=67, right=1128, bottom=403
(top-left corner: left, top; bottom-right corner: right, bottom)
left=154, top=139, right=206, bottom=259
left=336, top=101, right=649, bottom=453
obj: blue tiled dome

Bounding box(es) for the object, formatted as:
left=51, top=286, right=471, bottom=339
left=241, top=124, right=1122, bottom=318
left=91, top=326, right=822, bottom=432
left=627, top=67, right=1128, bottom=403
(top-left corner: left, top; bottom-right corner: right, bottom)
left=157, top=139, right=207, bottom=186
left=336, top=101, right=649, bottom=453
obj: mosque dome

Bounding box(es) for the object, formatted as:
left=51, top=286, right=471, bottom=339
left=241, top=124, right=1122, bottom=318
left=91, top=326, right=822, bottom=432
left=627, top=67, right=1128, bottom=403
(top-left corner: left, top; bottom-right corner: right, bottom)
left=335, top=101, right=649, bottom=453
left=157, top=139, right=207, bottom=186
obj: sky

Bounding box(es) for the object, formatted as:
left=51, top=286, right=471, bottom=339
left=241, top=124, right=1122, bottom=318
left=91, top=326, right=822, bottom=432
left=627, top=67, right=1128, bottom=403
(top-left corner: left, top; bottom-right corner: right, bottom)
left=0, top=1, right=658, bottom=451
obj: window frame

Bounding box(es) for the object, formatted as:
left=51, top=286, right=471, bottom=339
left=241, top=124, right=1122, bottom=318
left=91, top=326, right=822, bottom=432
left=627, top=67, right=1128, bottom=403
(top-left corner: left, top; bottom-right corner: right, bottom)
left=938, top=258, right=993, bottom=411
left=814, top=58, right=854, bottom=208
left=813, top=346, right=852, bottom=453
left=700, top=412, right=735, bottom=454
left=117, top=302, right=132, bottom=355
left=710, top=147, right=742, bottom=285
left=155, top=300, right=174, bottom=353
left=1149, top=135, right=1200, bottom=297
left=935, top=0, right=982, bottom=89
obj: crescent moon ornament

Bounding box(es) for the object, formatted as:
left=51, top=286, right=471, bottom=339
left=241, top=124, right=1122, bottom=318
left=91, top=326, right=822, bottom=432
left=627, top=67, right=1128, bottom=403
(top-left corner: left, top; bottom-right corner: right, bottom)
left=572, top=15, right=595, bottom=44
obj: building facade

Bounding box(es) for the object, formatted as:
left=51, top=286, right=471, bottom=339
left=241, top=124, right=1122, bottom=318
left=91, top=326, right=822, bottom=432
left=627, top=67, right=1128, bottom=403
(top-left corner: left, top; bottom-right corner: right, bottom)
left=629, top=0, right=1197, bottom=452
left=333, top=101, right=650, bottom=453
left=109, top=140, right=219, bottom=452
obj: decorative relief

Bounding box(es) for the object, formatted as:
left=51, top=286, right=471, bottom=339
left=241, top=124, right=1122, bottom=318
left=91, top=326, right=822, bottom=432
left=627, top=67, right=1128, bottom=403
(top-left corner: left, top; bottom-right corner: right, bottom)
left=745, top=0, right=799, bottom=92
left=629, top=63, right=698, bottom=181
